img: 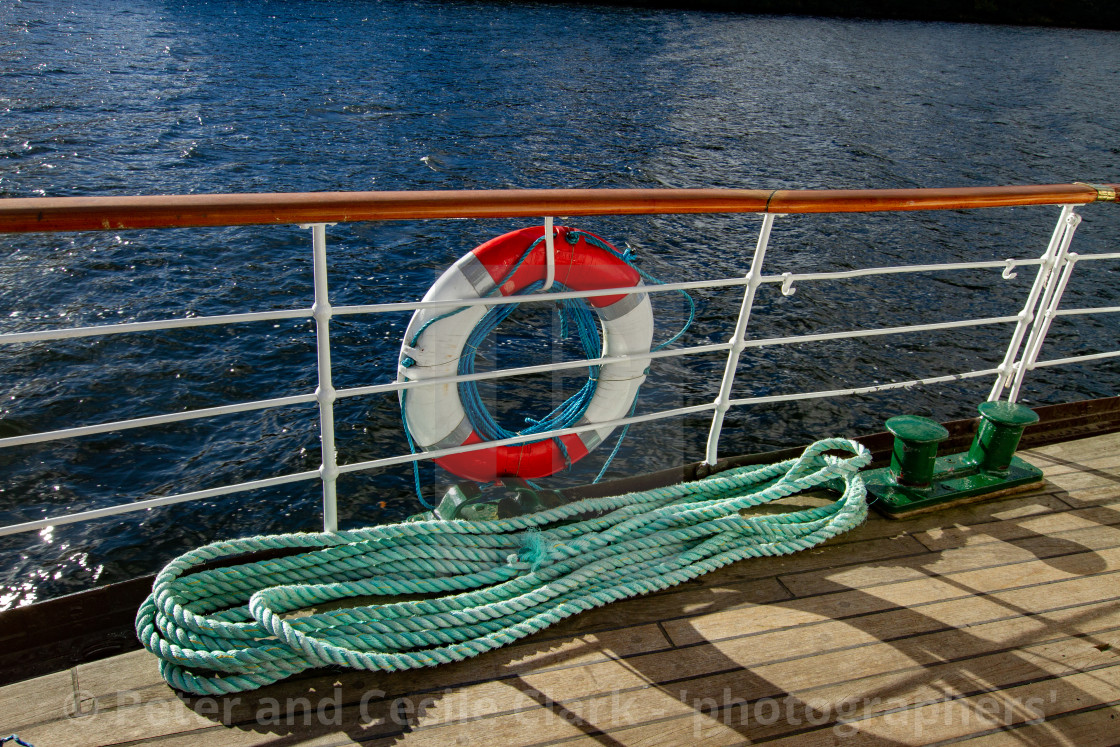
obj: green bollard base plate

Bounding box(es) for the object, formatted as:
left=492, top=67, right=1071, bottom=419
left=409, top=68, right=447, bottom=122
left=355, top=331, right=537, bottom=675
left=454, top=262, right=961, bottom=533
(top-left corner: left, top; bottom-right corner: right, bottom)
left=866, top=453, right=1044, bottom=519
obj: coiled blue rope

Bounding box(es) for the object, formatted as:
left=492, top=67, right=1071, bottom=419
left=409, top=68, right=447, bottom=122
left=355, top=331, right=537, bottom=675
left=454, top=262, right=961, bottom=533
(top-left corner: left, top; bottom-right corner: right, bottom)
left=137, top=438, right=870, bottom=696
left=457, top=278, right=601, bottom=456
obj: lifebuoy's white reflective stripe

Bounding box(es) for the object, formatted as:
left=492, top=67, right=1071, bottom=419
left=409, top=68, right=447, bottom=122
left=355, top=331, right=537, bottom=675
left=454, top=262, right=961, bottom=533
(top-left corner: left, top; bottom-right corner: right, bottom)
left=397, top=252, right=493, bottom=450
left=397, top=226, right=653, bottom=481
left=574, top=286, right=652, bottom=451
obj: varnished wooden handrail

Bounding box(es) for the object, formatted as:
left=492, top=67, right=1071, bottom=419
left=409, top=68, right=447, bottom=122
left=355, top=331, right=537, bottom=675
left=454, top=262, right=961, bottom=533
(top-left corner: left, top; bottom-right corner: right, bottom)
left=767, top=183, right=1116, bottom=214
left=0, top=184, right=1114, bottom=233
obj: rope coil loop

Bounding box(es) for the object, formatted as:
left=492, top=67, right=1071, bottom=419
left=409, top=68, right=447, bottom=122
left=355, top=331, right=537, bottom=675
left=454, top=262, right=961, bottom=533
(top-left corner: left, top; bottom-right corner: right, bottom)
left=137, top=438, right=871, bottom=695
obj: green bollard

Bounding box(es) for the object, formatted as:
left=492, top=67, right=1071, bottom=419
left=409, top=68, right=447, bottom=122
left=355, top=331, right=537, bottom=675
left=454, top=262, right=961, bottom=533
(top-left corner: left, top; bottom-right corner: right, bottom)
left=966, top=401, right=1041, bottom=475
left=867, top=403, right=1044, bottom=518
left=885, top=415, right=950, bottom=487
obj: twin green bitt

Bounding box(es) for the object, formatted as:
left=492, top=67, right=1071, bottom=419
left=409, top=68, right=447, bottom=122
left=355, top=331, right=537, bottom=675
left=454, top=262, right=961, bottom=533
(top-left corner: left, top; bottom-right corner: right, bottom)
left=136, top=438, right=872, bottom=696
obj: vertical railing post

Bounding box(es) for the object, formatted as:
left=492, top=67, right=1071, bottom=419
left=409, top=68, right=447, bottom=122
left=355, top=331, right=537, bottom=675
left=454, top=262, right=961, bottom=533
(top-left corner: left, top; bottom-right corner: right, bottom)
left=307, top=223, right=339, bottom=532
left=988, top=205, right=1079, bottom=402
left=1007, top=211, right=1082, bottom=402
left=704, top=213, right=776, bottom=466
left=541, top=216, right=556, bottom=292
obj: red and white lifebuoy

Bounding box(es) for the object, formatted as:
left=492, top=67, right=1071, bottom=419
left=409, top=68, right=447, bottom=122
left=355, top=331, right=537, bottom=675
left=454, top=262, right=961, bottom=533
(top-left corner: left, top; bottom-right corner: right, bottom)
left=398, top=226, right=653, bottom=482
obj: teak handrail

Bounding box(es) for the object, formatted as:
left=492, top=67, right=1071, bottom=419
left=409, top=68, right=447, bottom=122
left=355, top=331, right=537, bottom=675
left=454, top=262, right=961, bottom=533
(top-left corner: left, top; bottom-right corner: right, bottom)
left=0, top=183, right=1115, bottom=233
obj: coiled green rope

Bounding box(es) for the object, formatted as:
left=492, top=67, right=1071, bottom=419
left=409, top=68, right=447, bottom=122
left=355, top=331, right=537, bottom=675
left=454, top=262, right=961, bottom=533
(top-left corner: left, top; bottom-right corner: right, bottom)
left=137, top=438, right=870, bottom=695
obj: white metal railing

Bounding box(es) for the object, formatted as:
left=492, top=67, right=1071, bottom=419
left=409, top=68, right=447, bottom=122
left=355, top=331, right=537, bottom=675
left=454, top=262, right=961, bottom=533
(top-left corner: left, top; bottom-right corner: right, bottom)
left=1, top=198, right=1117, bottom=539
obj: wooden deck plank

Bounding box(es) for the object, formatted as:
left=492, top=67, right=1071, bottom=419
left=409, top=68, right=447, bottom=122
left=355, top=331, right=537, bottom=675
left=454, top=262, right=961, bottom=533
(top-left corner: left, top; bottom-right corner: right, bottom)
left=760, top=665, right=1120, bottom=746
left=915, top=503, right=1120, bottom=552
left=796, top=490, right=1072, bottom=547
left=0, top=667, right=74, bottom=732
left=593, top=626, right=1120, bottom=744
left=528, top=600, right=1120, bottom=746
left=318, top=615, right=1120, bottom=747
left=949, top=704, right=1120, bottom=746
left=20, top=585, right=1109, bottom=747
left=666, top=557, right=1120, bottom=648
left=632, top=533, right=931, bottom=592
left=109, top=585, right=1120, bottom=746
left=779, top=525, right=1120, bottom=598
left=5, top=431, right=1120, bottom=746
left=43, top=624, right=675, bottom=747
left=1020, top=434, right=1120, bottom=468
left=76, top=622, right=676, bottom=704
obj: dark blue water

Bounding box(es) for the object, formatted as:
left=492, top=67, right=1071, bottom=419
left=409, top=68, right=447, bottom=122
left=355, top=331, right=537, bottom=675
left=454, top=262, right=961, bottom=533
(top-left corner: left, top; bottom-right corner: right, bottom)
left=2, top=0, right=1119, bottom=608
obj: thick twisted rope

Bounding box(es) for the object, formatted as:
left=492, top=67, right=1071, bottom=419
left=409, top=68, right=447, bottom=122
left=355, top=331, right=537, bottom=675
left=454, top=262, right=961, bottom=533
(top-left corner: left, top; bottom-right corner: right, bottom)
left=137, top=438, right=870, bottom=695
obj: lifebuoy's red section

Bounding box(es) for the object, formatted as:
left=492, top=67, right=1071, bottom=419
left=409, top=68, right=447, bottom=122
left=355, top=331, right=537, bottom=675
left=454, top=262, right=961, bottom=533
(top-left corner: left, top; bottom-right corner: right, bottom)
left=431, top=225, right=637, bottom=482
left=436, top=431, right=591, bottom=483
left=473, top=226, right=640, bottom=308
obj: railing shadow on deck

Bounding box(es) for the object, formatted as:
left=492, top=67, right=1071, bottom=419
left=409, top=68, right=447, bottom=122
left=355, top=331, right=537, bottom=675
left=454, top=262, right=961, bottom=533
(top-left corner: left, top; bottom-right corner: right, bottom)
left=156, top=479, right=1120, bottom=746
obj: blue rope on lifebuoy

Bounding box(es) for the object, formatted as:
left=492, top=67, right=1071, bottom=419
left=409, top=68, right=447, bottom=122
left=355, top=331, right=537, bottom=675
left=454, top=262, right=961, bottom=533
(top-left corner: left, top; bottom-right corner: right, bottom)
left=458, top=277, right=601, bottom=454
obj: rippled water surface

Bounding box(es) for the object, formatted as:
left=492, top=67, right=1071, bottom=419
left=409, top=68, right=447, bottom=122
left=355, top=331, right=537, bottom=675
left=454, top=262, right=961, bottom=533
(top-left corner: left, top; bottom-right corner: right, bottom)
left=2, top=0, right=1119, bottom=606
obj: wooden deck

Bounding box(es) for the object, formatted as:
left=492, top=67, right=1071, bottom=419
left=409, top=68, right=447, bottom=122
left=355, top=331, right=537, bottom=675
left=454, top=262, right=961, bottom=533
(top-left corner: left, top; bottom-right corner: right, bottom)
left=4, top=432, right=1120, bottom=746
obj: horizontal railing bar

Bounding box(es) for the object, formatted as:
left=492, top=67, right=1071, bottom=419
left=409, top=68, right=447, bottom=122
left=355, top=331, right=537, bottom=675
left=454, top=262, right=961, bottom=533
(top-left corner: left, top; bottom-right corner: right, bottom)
left=2, top=184, right=1112, bottom=233
left=1028, top=350, right=1120, bottom=369
left=0, top=255, right=1056, bottom=348
left=336, top=342, right=732, bottom=400
left=1054, top=306, right=1120, bottom=317
left=758, top=258, right=1044, bottom=285
left=333, top=276, right=747, bottom=317
left=0, top=308, right=311, bottom=346
left=741, top=315, right=1020, bottom=349
left=336, top=403, right=717, bottom=474
left=728, top=368, right=1001, bottom=408
left=334, top=255, right=1049, bottom=318
left=0, top=393, right=317, bottom=449
left=0, top=470, right=321, bottom=538
left=1068, top=252, right=1120, bottom=262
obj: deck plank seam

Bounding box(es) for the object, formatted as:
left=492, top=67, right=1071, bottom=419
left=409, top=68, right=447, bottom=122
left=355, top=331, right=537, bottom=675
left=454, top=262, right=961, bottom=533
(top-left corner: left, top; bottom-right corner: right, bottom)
left=69, top=666, right=79, bottom=716
left=666, top=582, right=1120, bottom=656
left=655, top=621, right=677, bottom=649
left=653, top=603, right=1120, bottom=688
left=630, top=490, right=1120, bottom=606
left=612, top=476, right=1116, bottom=574
left=1053, top=490, right=1120, bottom=510
left=752, top=663, right=1120, bottom=746
left=926, top=699, right=1120, bottom=746
left=909, top=508, right=1120, bottom=553
left=563, top=660, right=1120, bottom=747
left=520, top=661, right=1120, bottom=747
left=776, top=540, right=1120, bottom=602
left=634, top=534, right=930, bottom=597
left=743, top=492, right=1064, bottom=551
left=773, top=575, right=797, bottom=600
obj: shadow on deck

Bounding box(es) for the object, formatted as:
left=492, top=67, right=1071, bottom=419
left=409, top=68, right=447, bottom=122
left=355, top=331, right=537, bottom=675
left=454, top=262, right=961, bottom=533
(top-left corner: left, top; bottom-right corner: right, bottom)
left=4, top=433, right=1120, bottom=746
